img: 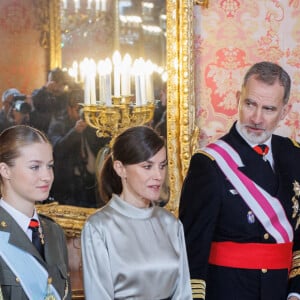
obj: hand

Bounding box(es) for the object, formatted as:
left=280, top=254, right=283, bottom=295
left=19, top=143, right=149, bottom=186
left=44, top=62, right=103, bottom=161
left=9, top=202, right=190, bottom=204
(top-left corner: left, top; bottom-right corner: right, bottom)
left=74, top=119, right=87, bottom=133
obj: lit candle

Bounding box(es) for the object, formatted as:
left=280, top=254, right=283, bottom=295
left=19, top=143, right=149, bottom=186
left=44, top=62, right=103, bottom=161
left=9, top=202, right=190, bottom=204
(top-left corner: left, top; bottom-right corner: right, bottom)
left=87, top=0, right=92, bottom=9
left=84, top=75, right=90, bottom=105
left=97, top=60, right=105, bottom=103
left=95, top=0, right=100, bottom=11
left=68, top=68, right=76, bottom=82
left=89, top=59, right=97, bottom=105
left=121, top=54, right=132, bottom=95
left=145, top=60, right=154, bottom=102
left=74, top=0, right=80, bottom=12
left=104, top=58, right=112, bottom=106
left=62, top=0, right=67, bottom=9
left=81, top=58, right=90, bottom=104
left=136, top=58, right=146, bottom=105
left=112, top=51, right=121, bottom=97
left=79, top=59, right=86, bottom=83
left=72, top=60, right=78, bottom=83
left=100, top=0, right=107, bottom=11
left=133, top=59, right=142, bottom=106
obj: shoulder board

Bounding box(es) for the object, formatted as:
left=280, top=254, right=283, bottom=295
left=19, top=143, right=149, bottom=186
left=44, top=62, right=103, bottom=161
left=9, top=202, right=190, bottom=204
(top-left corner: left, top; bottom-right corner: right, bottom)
left=194, top=149, right=215, bottom=161
left=290, top=139, right=300, bottom=148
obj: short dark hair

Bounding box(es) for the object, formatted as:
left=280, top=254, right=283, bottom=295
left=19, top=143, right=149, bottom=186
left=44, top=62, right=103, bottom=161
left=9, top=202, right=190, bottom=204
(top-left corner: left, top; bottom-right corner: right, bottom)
left=99, top=126, right=165, bottom=203
left=68, top=89, right=84, bottom=107
left=242, top=61, right=291, bottom=104
left=48, top=68, right=69, bottom=85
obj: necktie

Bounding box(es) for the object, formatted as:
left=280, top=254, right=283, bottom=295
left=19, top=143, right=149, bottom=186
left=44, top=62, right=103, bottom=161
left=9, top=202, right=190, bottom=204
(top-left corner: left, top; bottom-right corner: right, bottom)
left=253, top=144, right=269, bottom=157
left=28, top=218, right=44, bottom=259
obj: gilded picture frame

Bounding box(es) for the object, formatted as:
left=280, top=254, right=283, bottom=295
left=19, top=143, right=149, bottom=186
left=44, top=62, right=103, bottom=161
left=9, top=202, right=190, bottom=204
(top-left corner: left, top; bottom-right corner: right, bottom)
left=45, top=0, right=195, bottom=216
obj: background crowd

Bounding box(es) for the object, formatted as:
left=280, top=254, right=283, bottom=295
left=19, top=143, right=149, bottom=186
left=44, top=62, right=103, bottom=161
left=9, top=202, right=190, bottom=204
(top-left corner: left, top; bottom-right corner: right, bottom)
left=0, top=68, right=167, bottom=208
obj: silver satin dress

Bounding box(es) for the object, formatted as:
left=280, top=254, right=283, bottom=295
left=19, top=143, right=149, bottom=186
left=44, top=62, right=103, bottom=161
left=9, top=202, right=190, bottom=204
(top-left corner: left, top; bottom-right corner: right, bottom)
left=81, top=194, right=192, bottom=300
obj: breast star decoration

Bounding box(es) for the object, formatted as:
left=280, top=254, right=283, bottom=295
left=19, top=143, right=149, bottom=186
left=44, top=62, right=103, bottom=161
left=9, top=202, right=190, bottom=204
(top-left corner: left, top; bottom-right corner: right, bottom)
left=292, top=180, right=300, bottom=230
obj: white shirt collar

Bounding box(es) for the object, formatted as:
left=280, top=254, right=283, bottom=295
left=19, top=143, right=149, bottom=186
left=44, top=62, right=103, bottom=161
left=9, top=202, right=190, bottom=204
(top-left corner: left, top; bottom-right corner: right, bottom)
left=235, top=122, right=274, bottom=167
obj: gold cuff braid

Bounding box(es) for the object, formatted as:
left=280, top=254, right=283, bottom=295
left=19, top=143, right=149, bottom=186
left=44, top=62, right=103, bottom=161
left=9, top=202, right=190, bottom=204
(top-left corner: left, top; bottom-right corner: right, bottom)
left=290, top=251, right=300, bottom=278
left=289, top=267, right=300, bottom=279
left=191, top=279, right=206, bottom=299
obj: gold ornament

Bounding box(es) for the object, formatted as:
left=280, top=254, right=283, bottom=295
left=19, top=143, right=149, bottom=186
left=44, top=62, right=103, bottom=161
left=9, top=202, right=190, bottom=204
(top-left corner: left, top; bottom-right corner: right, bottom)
left=44, top=277, right=58, bottom=300
left=292, top=180, right=300, bottom=229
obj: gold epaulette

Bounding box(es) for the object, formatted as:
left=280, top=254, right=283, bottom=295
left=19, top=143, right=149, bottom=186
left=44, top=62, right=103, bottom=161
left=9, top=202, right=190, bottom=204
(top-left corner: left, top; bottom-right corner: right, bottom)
left=290, top=139, right=300, bottom=148
left=289, top=250, right=300, bottom=278
left=194, top=149, right=215, bottom=161
left=190, top=279, right=206, bottom=299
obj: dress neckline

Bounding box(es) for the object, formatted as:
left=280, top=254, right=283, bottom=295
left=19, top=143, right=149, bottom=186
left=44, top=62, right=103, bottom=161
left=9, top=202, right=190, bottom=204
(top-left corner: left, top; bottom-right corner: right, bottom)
left=109, top=194, right=155, bottom=219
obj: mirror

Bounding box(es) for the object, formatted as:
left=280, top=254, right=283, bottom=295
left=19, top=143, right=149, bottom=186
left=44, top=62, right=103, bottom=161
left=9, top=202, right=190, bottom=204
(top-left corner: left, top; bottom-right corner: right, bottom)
left=48, top=0, right=194, bottom=212
left=44, top=0, right=194, bottom=298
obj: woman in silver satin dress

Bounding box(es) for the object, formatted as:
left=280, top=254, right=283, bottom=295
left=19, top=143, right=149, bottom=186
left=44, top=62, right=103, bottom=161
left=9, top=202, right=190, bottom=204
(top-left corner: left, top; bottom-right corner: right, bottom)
left=81, top=126, right=192, bottom=300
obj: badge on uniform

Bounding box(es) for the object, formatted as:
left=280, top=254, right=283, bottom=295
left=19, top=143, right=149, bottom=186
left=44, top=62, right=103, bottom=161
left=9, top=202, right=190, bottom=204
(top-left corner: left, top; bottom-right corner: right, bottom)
left=247, top=211, right=255, bottom=224
left=292, top=180, right=300, bottom=230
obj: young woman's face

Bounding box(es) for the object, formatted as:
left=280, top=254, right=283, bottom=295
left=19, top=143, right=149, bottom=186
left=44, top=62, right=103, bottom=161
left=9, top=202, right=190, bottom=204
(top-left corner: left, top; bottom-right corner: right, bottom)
left=3, top=142, right=54, bottom=205
left=115, top=147, right=167, bottom=208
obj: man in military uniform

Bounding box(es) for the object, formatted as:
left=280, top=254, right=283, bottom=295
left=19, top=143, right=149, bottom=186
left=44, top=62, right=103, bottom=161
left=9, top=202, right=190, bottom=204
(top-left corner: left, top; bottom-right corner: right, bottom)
left=179, top=61, right=300, bottom=300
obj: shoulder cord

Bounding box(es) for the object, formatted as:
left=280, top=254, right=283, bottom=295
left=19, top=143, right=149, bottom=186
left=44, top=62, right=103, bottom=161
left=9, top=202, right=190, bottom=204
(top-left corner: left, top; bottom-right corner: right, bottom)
left=0, top=286, right=3, bottom=300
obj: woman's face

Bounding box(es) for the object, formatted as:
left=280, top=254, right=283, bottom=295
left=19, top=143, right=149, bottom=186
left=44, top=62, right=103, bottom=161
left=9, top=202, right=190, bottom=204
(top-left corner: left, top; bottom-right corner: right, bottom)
left=114, top=147, right=167, bottom=208
left=1, top=142, right=54, bottom=206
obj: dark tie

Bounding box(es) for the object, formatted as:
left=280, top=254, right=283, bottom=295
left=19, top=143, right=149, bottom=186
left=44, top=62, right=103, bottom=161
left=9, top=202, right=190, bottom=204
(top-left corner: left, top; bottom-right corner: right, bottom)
left=28, top=218, right=44, bottom=259
left=253, top=144, right=269, bottom=156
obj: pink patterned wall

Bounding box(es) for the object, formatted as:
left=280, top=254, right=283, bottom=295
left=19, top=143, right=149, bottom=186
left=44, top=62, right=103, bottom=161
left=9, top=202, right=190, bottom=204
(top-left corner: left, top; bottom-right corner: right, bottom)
left=194, top=0, right=300, bottom=146
left=0, top=0, right=47, bottom=108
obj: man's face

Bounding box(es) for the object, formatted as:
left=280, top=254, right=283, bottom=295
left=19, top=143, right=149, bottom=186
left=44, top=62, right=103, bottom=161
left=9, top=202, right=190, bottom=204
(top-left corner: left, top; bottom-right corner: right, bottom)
left=237, top=76, right=289, bottom=144
left=67, top=103, right=80, bottom=121
left=47, top=74, right=66, bottom=96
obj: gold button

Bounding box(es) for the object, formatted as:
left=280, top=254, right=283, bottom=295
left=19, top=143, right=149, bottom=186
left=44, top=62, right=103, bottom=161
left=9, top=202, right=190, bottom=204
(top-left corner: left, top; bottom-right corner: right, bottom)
left=16, top=277, right=20, bottom=283
left=261, top=269, right=268, bottom=273
left=264, top=233, right=269, bottom=240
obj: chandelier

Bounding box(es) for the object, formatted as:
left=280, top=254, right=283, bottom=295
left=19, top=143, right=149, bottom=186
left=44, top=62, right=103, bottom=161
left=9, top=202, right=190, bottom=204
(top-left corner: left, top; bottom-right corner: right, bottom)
left=66, top=51, right=165, bottom=138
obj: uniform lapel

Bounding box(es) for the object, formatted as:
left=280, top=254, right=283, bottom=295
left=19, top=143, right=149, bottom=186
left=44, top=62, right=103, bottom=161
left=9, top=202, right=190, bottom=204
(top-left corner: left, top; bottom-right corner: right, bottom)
left=222, top=124, right=278, bottom=195
left=40, top=217, right=62, bottom=265
left=0, top=207, right=47, bottom=268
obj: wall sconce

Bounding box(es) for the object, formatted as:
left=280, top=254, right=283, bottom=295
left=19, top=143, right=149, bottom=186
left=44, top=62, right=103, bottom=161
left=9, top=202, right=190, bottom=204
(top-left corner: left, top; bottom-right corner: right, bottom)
left=194, top=0, right=209, bottom=8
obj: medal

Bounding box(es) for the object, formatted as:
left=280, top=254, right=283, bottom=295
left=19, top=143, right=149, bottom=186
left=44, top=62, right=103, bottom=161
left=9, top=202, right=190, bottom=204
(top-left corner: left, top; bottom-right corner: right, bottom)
left=44, top=277, right=58, bottom=300
left=292, top=180, right=300, bottom=229
left=247, top=211, right=255, bottom=224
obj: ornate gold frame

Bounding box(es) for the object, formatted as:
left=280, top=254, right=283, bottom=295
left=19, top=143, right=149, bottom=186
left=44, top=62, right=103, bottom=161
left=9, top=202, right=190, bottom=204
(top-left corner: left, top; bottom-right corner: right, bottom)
left=46, top=0, right=195, bottom=216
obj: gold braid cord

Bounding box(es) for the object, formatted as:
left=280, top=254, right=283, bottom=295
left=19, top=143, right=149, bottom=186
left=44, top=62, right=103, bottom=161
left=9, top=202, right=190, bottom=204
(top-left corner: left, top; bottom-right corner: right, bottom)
left=290, top=250, right=300, bottom=278
left=191, top=279, right=206, bottom=299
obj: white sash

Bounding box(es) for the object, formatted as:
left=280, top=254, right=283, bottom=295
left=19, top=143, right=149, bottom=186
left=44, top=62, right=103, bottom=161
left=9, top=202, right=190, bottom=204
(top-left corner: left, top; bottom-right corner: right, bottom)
left=0, top=231, right=61, bottom=300
left=204, top=140, right=293, bottom=243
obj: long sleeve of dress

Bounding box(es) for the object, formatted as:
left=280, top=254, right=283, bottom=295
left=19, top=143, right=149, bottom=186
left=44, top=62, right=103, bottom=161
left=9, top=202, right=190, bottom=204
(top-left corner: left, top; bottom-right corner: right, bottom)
left=81, top=221, right=114, bottom=300
left=172, top=221, right=193, bottom=299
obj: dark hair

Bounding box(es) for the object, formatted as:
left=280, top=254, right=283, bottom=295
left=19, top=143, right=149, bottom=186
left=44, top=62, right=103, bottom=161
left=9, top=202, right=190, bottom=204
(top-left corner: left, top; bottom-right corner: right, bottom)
left=242, top=61, right=291, bottom=104
left=68, top=89, right=84, bottom=107
left=0, top=125, right=51, bottom=188
left=99, top=126, right=165, bottom=203
left=48, top=68, right=69, bottom=85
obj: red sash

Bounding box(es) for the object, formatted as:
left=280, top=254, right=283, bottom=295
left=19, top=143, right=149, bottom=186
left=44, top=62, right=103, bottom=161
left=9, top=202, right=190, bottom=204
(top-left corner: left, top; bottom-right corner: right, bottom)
left=209, top=241, right=293, bottom=270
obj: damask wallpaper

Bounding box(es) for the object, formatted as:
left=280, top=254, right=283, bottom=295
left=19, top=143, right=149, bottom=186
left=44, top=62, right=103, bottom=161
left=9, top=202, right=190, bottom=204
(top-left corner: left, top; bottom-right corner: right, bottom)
left=0, top=0, right=46, bottom=106
left=194, top=0, right=300, bottom=146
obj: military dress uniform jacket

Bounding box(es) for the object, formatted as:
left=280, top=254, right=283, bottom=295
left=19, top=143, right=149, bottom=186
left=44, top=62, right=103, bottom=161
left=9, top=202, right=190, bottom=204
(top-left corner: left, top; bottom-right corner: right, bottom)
left=179, top=123, right=300, bottom=300
left=0, top=207, right=71, bottom=300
